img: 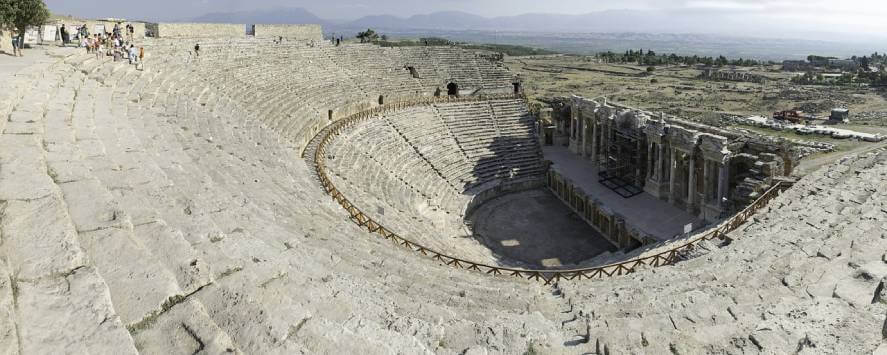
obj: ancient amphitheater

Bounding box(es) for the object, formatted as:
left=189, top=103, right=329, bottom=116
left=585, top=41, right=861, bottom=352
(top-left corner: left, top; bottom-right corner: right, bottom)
left=0, top=23, right=885, bottom=354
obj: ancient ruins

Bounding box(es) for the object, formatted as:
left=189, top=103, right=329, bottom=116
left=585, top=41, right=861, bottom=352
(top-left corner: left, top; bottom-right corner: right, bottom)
left=0, top=22, right=884, bottom=354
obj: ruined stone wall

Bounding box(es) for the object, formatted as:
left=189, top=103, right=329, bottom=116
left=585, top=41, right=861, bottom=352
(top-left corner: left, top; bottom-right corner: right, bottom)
left=464, top=178, right=545, bottom=217
left=255, top=24, right=322, bottom=41
left=0, top=30, right=11, bottom=54
left=157, top=23, right=244, bottom=38
left=547, top=169, right=651, bottom=248
left=700, top=69, right=764, bottom=83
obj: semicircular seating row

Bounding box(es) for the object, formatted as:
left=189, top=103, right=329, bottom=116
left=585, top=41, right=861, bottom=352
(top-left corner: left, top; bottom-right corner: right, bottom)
left=145, top=39, right=518, bottom=152
left=323, top=99, right=545, bottom=264
left=28, top=41, right=544, bottom=353
left=10, top=38, right=878, bottom=355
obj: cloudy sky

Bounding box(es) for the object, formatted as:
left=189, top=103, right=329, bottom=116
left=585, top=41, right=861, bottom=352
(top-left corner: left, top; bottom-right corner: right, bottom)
left=45, top=0, right=887, bottom=37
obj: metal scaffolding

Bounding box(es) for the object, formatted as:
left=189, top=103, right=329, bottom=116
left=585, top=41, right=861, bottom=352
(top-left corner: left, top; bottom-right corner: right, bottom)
left=598, top=127, right=645, bottom=198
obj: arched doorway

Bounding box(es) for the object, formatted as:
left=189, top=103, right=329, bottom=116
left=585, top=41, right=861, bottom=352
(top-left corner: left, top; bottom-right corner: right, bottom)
left=513, top=82, right=521, bottom=95
left=378, top=95, right=384, bottom=105
left=447, top=82, right=458, bottom=96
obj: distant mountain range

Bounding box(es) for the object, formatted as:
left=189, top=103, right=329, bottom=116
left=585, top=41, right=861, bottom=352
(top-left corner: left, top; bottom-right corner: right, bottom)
left=185, top=7, right=884, bottom=60
left=190, top=8, right=717, bottom=34
left=191, top=7, right=328, bottom=26
left=188, top=7, right=874, bottom=42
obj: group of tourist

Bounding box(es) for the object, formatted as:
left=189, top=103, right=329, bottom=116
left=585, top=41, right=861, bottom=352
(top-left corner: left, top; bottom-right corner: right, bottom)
left=82, top=29, right=143, bottom=67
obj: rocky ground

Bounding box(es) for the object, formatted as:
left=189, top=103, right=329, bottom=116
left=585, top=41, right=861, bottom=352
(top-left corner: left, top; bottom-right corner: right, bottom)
left=0, top=45, right=884, bottom=354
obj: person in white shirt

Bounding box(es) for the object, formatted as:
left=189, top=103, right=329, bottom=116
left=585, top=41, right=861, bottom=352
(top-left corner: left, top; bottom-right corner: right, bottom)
left=129, top=45, right=138, bottom=64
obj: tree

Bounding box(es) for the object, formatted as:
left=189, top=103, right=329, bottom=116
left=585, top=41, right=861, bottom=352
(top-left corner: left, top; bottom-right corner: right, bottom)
left=646, top=66, right=655, bottom=73
left=0, top=0, right=49, bottom=55
left=356, top=28, right=379, bottom=43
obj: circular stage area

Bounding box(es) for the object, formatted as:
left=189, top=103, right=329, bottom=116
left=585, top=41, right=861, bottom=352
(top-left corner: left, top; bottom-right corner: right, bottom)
left=468, top=189, right=617, bottom=269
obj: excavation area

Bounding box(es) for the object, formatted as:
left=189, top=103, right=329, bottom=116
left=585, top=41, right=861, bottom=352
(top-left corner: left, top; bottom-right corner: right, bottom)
left=543, top=145, right=703, bottom=241
left=467, top=189, right=616, bottom=269
left=319, top=98, right=636, bottom=269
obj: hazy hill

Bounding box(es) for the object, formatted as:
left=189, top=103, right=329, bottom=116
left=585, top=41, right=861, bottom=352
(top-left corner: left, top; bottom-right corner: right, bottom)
left=335, top=10, right=723, bottom=34
left=186, top=7, right=883, bottom=60
left=191, top=7, right=328, bottom=26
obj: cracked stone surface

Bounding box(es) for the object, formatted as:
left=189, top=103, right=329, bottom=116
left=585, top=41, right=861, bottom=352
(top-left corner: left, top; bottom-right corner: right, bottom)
left=0, top=43, right=884, bottom=354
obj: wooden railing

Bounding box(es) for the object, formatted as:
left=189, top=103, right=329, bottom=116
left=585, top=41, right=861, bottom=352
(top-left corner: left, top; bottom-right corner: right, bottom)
left=312, top=95, right=793, bottom=284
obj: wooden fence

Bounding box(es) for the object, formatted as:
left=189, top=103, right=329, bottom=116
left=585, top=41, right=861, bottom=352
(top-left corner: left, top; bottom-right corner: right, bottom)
left=312, top=95, right=793, bottom=284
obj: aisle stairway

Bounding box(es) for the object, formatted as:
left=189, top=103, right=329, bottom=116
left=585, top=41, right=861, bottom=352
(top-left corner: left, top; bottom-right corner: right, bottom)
left=1, top=43, right=883, bottom=354
left=24, top=47, right=567, bottom=354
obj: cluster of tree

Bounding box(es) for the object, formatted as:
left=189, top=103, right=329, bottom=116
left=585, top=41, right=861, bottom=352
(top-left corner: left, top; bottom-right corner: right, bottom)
left=855, top=69, right=887, bottom=86
left=377, top=36, right=556, bottom=57
left=596, top=49, right=772, bottom=67
left=355, top=28, right=387, bottom=43
left=378, top=37, right=455, bottom=47
left=805, top=55, right=835, bottom=64
left=849, top=52, right=887, bottom=72
left=0, top=0, right=50, bottom=53
left=791, top=72, right=855, bottom=85
left=792, top=51, right=887, bottom=86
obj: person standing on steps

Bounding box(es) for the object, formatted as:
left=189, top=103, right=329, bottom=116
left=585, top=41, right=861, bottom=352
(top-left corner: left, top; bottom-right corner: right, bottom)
left=137, top=46, right=145, bottom=70
left=194, top=43, right=200, bottom=57
left=10, top=31, right=20, bottom=57
left=128, top=44, right=137, bottom=64
left=60, top=24, right=69, bottom=46
left=95, top=35, right=103, bottom=60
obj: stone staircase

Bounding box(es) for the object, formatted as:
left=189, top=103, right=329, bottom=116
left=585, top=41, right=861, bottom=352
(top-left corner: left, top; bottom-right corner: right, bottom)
left=0, top=52, right=137, bottom=354
left=2, top=42, right=884, bottom=354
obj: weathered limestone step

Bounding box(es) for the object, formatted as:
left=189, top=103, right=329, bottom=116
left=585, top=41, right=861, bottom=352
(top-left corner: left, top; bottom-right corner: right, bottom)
left=131, top=299, right=239, bottom=353
left=59, top=179, right=130, bottom=232
left=71, top=68, right=223, bottom=303
left=0, top=195, right=87, bottom=280
left=13, top=266, right=138, bottom=354
left=0, top=261, right=17, bottom=353
left=105, top=86, right=267, bottom=280
left=76, top=225, right=185, bottom=327
left=0, top=134, right=56, bottom=201
left=134, top=221, right=215, bottom=294
left=58, top=179, right=185, bottom=325
left=193, top=264, right=311, bottom=353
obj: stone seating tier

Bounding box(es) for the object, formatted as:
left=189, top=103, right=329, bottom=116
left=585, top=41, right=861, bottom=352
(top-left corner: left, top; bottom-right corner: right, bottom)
left=323, top=99, right=545, bottom=264
left=1, top=39, right=881, bottom=355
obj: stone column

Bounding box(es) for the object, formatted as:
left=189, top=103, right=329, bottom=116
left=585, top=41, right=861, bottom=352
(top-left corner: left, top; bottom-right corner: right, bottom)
left=703, top=159, right=711, bottom=204
left=636, top=139, right=643, bottom=185
left=581, top=118, right=588, bottom=158
left=687, top=153, right=696, bottom=213
left=572, top=117, right=578, bottom=139
left=657, top=143, right=665, bottom=181
left=599, top=119, right=606, bottom=152
left=590, top=120, right=598, bottom=163
left=646, top=142, right=654, bottom=180
left=669, top=148, right=678, bottom=204
left=717, top=162, right=728, bottom=208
